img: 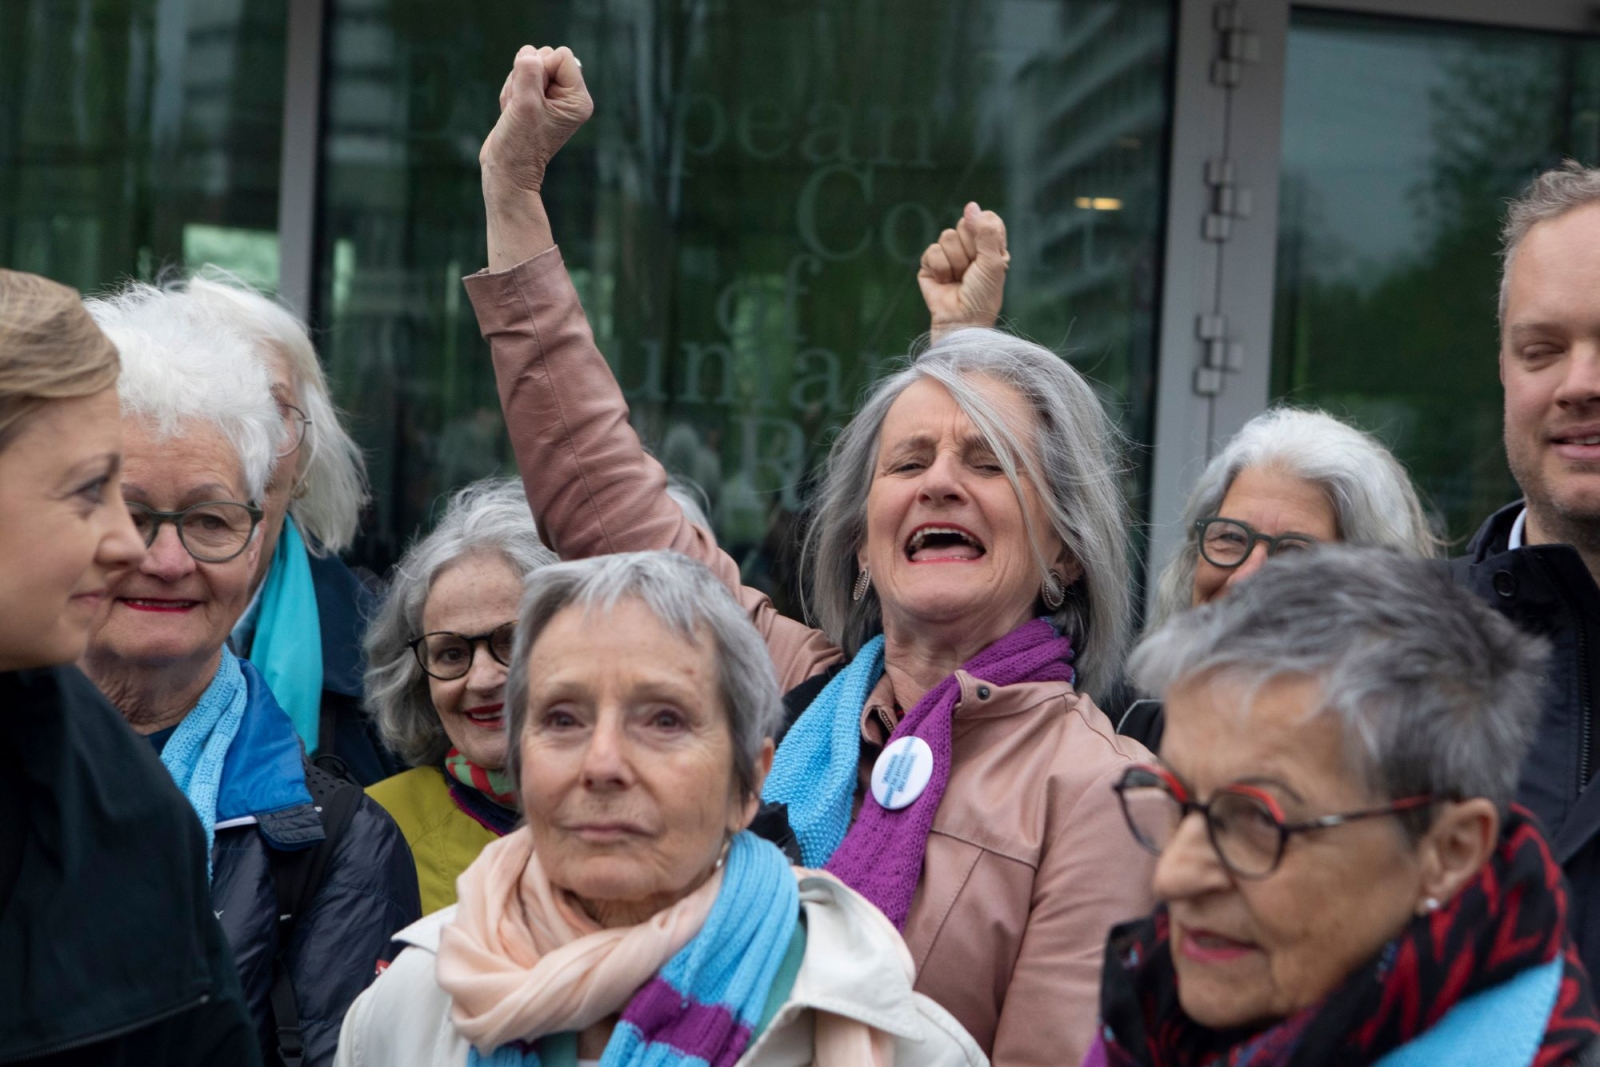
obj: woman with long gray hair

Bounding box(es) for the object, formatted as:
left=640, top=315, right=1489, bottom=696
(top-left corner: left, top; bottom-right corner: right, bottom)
left=458, top=45, right=1156, bottom=1066
left=1119, top=408, right=1439, bottom=749
left=364, top=477, right=556, bottom=914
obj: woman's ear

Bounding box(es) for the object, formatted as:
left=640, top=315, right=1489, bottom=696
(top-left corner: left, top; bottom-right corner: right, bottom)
left=1053, top=544, right=1084, bottom=588
left=1416, top=798, right=1499, bottom=911
left=737, top=737, right=777, bottom=829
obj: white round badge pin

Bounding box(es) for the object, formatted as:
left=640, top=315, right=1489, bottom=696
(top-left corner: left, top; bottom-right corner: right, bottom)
left=871, top=736, right=935, bottom=810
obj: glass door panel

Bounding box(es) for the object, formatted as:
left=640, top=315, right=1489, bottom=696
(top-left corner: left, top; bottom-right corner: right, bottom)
left=1271, top=10, right=1600, bottom=543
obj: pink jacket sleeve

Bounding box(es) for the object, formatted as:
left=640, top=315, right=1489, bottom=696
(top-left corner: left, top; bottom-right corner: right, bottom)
left=462, top=249, right=843, bottom=692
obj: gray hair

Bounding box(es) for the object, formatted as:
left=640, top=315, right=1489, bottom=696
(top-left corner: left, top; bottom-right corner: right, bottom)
left=1148, top=407, right=1440, bottom=633
left=1501, top=160, right=1600, bottom=324
left=364, top=477, right=556, bottom=767
left=504, top=551, right=783, bottom=802
left=86, top=282, right=280, bottom=502
left=800, top=327, right=1131, bottom=700
left=183, top=271, right=370, bottom=553
left=1131, top=546, right=1547, bottom=826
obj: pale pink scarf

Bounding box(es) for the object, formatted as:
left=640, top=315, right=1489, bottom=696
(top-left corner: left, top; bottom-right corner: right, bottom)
left=435, top=826, right=893, bottom=1066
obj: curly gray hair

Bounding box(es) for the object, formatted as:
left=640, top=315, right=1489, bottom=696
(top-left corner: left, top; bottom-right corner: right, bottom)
left=364, top=477, right=556, bottom=767
left=1131, top=546, right=1547, bottom=828
left=1147, top=407, right=1439, bottom=633
left=504, top=551, right=783, bottom=803
left=799, top=327, right=1132, bottom=700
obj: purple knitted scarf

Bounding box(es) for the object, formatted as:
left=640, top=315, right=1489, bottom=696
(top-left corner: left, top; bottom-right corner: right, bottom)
left=824, top=617, right=1075, bottom=928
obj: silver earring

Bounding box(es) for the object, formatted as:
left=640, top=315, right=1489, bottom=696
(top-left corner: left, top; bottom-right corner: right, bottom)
left=852, top=567, right=872, bottom=602
left=1420, top=896, right=1441, bottom=915
left=1041, top=572, right=1065, bottom=611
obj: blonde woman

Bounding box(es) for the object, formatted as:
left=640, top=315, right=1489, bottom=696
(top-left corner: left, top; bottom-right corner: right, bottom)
left=0, top=269, right=258, bottom=1064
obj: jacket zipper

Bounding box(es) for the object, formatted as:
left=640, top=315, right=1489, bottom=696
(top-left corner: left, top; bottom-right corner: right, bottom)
left=1581, top=618, right=1593, bottom=791
left=0, top=993, right=209, bottom=1064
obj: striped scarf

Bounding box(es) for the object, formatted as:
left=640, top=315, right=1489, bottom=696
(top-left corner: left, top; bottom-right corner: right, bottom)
left=158, top=646, right=249, bottom=880
left=446, top=746, right=518, bottom=809
left=445, top=831, right=799, bottom=1067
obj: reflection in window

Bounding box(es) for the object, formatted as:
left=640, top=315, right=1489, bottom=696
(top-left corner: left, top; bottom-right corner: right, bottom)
left=317, top=0, right=1175, bottom=604
left=1273, top=12, right=1600, bottom=543
left=0, top=0, right=286, bottom=293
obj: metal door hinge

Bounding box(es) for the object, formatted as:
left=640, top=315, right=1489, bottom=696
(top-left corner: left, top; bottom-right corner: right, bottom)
left=1210, top=2, right=1260, bottom=87
left=1193, top=314, right=1243, bottom=397
left=1203, top=157, right=1253, bottom=243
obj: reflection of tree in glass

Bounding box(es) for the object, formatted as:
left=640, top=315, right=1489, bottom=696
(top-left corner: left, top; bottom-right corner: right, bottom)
left=1274, top=28, right=1600, bottom=546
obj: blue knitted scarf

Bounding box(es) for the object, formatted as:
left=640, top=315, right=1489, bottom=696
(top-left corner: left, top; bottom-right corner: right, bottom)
left=761, top=635, right=888, bottom=867
left=469, top=832, right=800, bottom=1067
left=158, top=646, right=249, bottom=880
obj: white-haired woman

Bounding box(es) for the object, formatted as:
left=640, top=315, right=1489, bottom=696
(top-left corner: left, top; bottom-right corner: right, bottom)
left=178, top=273, right=396, bottom=784
left=365, top=477, right=557, bottom=914
left=339, top=551, right=986, bottom=1067
left=81, top=282, right=420, bottom=1067
left=0, top=270, right=260, bottom=1064
left=1116, top=408, right=1439, bottom=749
left=460, top=46, right=1155, bottom=1066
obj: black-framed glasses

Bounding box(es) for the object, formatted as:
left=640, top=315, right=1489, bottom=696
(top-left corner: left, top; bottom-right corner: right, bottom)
left=1113, top=764, right=1436, bottom=879
left=276, top=401, right=311, bottom=458
left=408, top=622, right=517, bottom=681
left=1195, top=517, right=1319, bottom=569
left=127, top=501, right=265, bottom=563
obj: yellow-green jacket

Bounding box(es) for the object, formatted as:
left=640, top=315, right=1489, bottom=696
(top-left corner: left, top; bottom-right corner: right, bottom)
left=366, top=767, right=505, bottom=915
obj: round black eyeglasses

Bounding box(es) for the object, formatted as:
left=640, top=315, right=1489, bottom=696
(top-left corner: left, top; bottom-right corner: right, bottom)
left=408, top=621, right=518, bottom=681
left=1112, top=764, right=1436, bottom=879
left=1195, top=517, right=1318, bottom=569
left=127, top=501, right=264, bottom=563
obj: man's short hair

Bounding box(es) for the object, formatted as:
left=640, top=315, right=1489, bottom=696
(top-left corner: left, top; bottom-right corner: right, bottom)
left=1500, top=160, right=1600, bottom=324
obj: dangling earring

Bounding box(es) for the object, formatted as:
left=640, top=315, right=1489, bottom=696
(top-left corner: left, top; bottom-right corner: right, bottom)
left=1041, top=571, right=1066, bottom=611
left=852, top=567, right=872, bottom=602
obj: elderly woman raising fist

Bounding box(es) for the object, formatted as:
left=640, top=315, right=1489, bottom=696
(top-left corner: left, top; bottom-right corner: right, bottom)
left=337, top=551, right=986, bottom=1067
left=460, top=44, right=1155, bottom=1066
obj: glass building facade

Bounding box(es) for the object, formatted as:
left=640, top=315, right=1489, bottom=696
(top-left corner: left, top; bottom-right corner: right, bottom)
left=6, top=0, right=1599, bottom=605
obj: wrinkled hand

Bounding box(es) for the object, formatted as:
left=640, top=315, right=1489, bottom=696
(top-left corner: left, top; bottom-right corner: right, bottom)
left=480, top=45, right=593, bottom=199
left=918, top=202, right=1009, bottom=340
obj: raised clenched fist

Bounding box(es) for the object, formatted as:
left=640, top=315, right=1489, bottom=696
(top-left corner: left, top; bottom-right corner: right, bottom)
left=480, top=45, right=594, bottom=200
left=918, top=202, right=1010, bottom=342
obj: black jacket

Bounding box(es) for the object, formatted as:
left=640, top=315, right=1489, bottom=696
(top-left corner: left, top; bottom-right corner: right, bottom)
left=0, top=666, right=260, bottom=1066
left=207, top=661, right=420, bottom=1067
left=1447, top=501, right=1600, bottom=977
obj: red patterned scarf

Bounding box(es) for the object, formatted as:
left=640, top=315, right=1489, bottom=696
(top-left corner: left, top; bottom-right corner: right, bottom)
left=1096, top=807, right=1600, bottom=1067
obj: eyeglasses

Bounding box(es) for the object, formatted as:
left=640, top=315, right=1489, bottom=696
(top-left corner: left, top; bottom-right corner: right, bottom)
left=407, top=622, right=517, bottom=681
left=127, top=501, right=265, bottom=563
left=277, top=401, right=311, bottom=458
left=1112, top=763, right=1436, bottom=879
left=1194, top=517, right=1318, bottom=569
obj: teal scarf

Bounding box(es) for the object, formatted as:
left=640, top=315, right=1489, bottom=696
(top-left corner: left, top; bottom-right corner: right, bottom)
left=160, top=646, right=249, bottom=880
left=247, top=516, right=323, bottom=754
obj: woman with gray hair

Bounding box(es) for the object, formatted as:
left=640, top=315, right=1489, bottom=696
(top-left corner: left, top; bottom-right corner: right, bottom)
left=364, top=477, right=556, bottom=914
left=179, top=272, right=394, bottom=784
left=459, top=45, right=1155, bottom=1066
left=81, top=281, right=419, bottom=1067
left=1118, top=407, right=1438, bottom=749
left=338, top=550, right=986, bottom=1067
left=1085, top=546, right=1600, bottom=1067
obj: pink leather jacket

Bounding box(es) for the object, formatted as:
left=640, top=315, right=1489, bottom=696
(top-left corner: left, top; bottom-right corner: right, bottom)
left=463, top=248, right=1157, bottom=1067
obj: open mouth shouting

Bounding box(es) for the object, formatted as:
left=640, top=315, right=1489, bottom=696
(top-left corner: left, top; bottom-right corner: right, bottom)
left=905, top=523, right=988, bottom=563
